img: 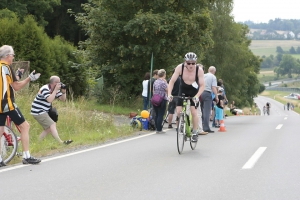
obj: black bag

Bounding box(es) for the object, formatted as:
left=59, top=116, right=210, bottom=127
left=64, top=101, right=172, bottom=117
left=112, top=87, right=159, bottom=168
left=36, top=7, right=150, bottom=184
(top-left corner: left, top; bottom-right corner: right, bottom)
left=48, top=107, right=58, bottom=122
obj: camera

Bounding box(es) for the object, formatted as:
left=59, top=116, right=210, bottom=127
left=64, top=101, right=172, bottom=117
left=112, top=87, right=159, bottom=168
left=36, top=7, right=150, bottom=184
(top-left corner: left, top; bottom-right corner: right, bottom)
left=60, top=82, right=67, bottom=89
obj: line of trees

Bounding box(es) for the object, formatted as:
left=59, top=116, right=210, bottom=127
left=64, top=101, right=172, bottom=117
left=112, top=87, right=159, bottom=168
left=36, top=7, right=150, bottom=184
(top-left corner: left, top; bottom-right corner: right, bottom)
left=1, top=0, right=262, bottom=106
left=243, top=18, right=300, bottom=34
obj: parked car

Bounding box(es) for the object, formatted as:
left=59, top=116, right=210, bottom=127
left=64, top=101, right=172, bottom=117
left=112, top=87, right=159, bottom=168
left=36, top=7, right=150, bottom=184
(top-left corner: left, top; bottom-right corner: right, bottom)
left=284, top=93, right=300, bottom=100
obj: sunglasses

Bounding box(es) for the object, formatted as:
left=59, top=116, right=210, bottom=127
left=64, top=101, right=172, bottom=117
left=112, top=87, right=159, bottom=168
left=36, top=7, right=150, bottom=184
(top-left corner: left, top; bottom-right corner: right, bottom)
left=187, top=63, right=196, bottom=65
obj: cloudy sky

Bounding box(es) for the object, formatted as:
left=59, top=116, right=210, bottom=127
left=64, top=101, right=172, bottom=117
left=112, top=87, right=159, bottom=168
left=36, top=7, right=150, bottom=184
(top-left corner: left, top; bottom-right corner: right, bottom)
left=232, top=0, right=300, bottom=23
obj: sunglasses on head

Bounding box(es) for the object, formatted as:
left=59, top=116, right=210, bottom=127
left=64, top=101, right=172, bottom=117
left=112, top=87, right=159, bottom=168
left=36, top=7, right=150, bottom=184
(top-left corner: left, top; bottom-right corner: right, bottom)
left=187, top=62, right=196, bottom=65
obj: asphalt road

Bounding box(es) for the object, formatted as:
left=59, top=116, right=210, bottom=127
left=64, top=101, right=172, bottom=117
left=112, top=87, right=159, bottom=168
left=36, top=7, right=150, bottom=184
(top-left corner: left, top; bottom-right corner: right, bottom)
left=1, top=96, right=299, bottom=200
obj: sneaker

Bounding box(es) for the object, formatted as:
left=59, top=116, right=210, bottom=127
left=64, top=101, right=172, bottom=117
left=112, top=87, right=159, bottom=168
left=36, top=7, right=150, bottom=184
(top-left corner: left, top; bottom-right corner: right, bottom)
left=0, top=161, right=6, bottom=167
left=191, top=134, right=198, bottom=142
left=168, top=125, right=173, bottom=128
left=156, top=131, right=166, bottom=134
left=198, top=131, right=208, bottom=135
left=22, top=157, right=41, bottom=165
left=64, top=140, right=73, bottom=145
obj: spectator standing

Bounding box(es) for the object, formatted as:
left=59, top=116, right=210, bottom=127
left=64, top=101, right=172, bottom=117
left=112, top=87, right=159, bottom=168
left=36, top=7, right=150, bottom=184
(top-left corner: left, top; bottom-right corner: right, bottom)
left=287, top=102, right=290, bottom=111
left=200, top=66, right=218, bottom=133
left=147, top=70, right=159, bottom=100
left=217, top=79, right=228, bottom=118
left=31, top=76, right=72, bottom=145
left=152, top=69, right=168, bottom=133
left=215, top=87, right=224, bottom=127
left=0, top=45, right=41, bottom=167
left=197, top=64, right=207, bottom=135
left=142, top=72, right=150, bottom=110
left=167, top=69, right=180, bottom=128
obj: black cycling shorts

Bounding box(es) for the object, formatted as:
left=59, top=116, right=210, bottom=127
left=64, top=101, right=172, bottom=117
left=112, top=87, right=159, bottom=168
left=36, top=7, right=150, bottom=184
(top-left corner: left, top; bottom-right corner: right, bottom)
left=0, top=108, right=25, bottom=126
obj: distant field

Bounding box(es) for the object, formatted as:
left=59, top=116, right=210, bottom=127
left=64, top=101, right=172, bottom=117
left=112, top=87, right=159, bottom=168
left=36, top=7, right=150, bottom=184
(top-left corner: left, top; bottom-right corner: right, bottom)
left=250, top=40, right=300, bottom=57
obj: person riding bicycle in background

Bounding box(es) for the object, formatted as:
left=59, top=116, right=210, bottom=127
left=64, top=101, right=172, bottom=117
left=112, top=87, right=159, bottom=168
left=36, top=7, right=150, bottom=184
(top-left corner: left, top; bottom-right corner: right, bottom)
left=266, top=102, right=271, bottom=115
left=168, top=52, right=205, bottom=142
left=263, top=105, right=266, bottom=115
left=0, top=45, right=41, bottom=167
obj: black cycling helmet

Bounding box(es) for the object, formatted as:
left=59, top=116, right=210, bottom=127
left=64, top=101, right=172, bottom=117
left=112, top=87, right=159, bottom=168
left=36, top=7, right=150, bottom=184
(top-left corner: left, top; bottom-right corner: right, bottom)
left=184, top=52, right=197, bottom=61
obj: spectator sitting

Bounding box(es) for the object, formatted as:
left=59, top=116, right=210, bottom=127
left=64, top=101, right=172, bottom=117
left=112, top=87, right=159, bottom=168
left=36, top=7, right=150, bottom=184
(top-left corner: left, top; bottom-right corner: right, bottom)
left=230, top=100, right=237, bottom=115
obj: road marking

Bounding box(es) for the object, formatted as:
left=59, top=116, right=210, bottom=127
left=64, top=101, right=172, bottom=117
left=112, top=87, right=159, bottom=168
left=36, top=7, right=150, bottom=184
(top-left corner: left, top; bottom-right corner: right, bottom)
left=276, top=124, right=283, bottom=129
left=284, top=117, right=287, bottom=120
left=242, top=147, right=267, bottom=169
left=0, top=130, right=166, bottom=173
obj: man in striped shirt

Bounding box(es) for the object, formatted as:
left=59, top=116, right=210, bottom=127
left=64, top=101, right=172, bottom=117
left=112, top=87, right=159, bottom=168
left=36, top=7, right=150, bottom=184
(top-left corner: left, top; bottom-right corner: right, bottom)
left=31, top=76, right=72, bottom=145
left=0, top=45, right=41, bottom=167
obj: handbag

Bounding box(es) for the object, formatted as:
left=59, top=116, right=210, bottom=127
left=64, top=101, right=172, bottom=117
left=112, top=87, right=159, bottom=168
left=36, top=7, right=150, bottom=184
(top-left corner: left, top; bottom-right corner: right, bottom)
left=48, top=107, right=58, bottom=122
left=151, top=93, right=164, bottom=106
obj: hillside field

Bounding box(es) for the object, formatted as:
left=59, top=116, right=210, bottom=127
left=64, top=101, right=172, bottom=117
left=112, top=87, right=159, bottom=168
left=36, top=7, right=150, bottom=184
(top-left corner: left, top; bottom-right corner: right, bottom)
left=250, top=40, right=300, bottom=57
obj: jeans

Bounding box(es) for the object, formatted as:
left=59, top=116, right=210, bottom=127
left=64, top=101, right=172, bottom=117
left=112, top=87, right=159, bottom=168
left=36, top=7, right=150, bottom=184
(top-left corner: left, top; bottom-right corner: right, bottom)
left=201, top=91, right=212, bottom=131
left=143, top=96, right=148, bottom=110
left=153, top=100, right=167, bottom=132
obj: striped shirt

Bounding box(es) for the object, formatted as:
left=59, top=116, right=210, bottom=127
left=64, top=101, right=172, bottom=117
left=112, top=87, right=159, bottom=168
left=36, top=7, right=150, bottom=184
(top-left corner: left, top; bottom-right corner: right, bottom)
left=0, top=61, right=17, bottom=113
left=31, top=84, right=62, bottom=115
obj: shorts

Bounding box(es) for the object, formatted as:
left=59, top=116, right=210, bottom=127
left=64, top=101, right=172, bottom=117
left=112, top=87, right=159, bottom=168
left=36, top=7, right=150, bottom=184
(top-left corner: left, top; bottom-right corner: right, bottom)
left=168, top=98, right=177, bottom=114
left=32, top=112, right=55, bottom=129
left=215, top=107, right=224, bottom=120
left=0, top=108, right=25, bottom=126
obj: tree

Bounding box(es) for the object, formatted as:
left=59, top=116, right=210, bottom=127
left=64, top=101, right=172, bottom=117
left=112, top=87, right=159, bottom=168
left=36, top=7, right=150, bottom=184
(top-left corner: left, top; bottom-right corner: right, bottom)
left=296, top=47, right=300, bottom=54
left=278, top=55, right=299, bottom=78
left=276, top=46, right=284, bottom=54
left=45, top=0, right=88, bottom=45
left=289, top=46, right=296, bottom=54
left=0, top=0, right=60, bottom=27
left=261, top=57, right=274, bottom=68
left=203, top=0, right=261, bottom=106
left=74, top=0, right=214, bottom=96
left=0, top=15, right=86, bottom=96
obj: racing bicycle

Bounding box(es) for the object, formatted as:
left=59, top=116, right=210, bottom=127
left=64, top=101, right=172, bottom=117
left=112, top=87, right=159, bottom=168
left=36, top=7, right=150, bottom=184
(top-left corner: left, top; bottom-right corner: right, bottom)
left=0, top=116, right=21, bottom=164
left=175, top=95, right=197, bottom=154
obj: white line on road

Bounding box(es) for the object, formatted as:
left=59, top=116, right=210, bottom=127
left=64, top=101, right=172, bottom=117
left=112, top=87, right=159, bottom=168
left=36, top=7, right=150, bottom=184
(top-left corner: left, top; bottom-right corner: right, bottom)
left=0, top=130, right=165, bottom=173
left=276, top=124, right=283, bottom=129
left=284, top=117, right=287, bottom=120
left=242, top=147, right=267, bottom=169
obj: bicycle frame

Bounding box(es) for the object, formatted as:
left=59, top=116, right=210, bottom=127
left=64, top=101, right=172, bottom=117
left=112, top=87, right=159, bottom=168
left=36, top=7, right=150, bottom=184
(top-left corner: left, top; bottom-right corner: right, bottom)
left=6, top=116, right=21, bottom=133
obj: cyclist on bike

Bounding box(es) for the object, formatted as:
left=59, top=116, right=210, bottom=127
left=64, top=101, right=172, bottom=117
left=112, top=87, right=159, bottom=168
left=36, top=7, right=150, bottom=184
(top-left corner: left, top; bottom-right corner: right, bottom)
left=266, top=102, right=270, bottom=114
left=0, top=45, right=41, bottom=167
left=168, top=52, right=205, bottom=142
left=263, top=106, right=266, bottom=115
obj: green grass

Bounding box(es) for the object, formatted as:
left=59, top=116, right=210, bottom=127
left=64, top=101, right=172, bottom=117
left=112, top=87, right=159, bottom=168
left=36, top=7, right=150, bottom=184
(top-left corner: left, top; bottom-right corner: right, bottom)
left=8, top=84, right=141, bottom=164
left=250, top=40, right=300, bottom=57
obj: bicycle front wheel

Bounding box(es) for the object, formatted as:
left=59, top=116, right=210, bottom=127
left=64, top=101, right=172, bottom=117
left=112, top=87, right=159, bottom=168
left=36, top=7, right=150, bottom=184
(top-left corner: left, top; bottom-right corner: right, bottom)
left=190, top=133, right=197, bottom=150
left=1, top=126, right=18, bottom=164
left=177, top=114, right=185, bottom=154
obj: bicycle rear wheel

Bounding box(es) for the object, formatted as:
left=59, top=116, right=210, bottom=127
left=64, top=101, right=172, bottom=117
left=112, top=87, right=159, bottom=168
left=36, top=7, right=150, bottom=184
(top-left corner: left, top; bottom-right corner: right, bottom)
left=177, top=114, right=185, bottom=154
left=1, top=126, right=18, bottom=164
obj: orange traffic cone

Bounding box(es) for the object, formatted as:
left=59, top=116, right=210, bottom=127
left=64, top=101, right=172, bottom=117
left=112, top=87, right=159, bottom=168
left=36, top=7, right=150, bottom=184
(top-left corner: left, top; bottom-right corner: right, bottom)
left=236, top=111, right=239, bottom=116
left=218, top=120, right=226, bottom=132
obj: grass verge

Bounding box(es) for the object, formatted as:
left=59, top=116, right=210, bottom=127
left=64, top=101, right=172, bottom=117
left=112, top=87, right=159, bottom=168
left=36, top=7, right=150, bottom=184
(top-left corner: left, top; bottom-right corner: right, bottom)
left=8, top=85, right=141, bottom=164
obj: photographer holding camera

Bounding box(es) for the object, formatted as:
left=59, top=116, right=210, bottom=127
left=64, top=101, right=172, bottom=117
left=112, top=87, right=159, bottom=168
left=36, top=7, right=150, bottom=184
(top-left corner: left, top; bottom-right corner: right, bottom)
left=30, top=76, right=73, bottom=145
